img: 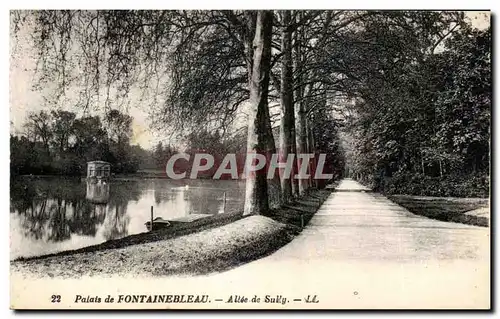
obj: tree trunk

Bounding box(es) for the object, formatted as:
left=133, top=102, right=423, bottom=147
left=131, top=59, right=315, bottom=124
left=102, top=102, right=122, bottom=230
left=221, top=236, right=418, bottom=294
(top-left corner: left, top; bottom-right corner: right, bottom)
left=290, top=121, right=299, bottom=197
left=293, top=16, right=309, bottom=196
left=264, top=97, right=282, bottom=209
left=278, top=10, right=294, bottom=203
left=307, top=118, right=317, bottom=188
left=243, top=11, right=257, bottom=85
left=243, top=11, right=280, bottom=210
left=243, top=10, right=273, bottom=216
left=295, top=100, right=311, bottom=194
left=301, top=83, right=314, bottom=190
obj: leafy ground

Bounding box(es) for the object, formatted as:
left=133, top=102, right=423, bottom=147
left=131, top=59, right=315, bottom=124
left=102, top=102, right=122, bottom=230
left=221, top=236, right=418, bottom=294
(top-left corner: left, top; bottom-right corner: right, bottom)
left=11, top=189, right=332, bottom=278
left=388, top=195, right=489, bottom=227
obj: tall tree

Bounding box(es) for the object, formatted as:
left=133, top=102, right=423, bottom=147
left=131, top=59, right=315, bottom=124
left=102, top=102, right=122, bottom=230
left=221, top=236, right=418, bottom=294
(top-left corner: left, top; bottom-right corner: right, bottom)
left=105, top=109, right=133, bottom=145
left=13, top=10, right=281, bottom=214
left=243, top=10, right=274, bottom=216
left=278, top=10, right=295, bottom=202
left=293, top=12, right=311, bottom=195
left=25, top=111, right=52, bottom=156
left=50, top=110, right=76, bottom=154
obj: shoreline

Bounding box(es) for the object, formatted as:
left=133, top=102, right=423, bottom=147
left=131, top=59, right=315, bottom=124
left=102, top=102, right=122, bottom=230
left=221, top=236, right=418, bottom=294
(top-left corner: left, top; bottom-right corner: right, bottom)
left=13, top=209, right=245, bottom=263
left=12, top=172, right=242, bottom=181
left=11, top=188, right=333, bottom=277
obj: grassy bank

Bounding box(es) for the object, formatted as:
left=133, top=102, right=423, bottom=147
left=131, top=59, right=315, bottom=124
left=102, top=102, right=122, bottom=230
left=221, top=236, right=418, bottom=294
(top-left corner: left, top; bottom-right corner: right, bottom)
left=11, top=188, right=333, bottom=277
left=380, top=173, right=489, bottom=198
left=388, top=195, right=489, bottom=227
left=14, top=209, right=245, bottom=262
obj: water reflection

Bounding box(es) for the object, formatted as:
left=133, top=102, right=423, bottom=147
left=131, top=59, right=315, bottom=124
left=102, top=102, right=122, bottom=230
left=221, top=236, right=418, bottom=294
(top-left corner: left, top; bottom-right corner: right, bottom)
left=10, top=177, right=245, bottom=259
left=86, top=182, right=110, bottom=204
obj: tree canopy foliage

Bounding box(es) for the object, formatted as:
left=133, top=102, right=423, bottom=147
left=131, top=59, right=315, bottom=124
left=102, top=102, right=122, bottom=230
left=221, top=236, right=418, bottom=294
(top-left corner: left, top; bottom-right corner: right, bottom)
left=11, top=10, right=491, bottom=217
left=344, top=24, right=490, bottom=197
left=11, top=109, right=141, bottom=175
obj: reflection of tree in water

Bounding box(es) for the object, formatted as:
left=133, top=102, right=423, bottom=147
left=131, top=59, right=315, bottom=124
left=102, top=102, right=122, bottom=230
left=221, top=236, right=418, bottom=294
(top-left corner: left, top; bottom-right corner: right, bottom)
left=112, top=181, right=141, bottom=203
left=100, top=181, right=140, bottom=241
left=11, top=179, right=80, bottom=242
left=47, top=198, right=71, bottom=242
left=15, top=198, right=51, bottom=241
left=12, top=179, right=240, bottom=245
left=183, top=188, right=222, bottom=215
left=11, top=178, right=107, bottom=242
left=155, top=188, right=178, bottom=205
left=155, top=190, right=161, bottom=206
left=10, top=179, right=38, bottom=213
left=101, top=203, right=130, bottom=241
left=67, top=200, right=107, bottom=237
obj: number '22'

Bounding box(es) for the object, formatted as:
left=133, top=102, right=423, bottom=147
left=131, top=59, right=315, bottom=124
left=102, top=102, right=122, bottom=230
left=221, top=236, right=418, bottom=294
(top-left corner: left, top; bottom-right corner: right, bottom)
left=51, top=295, right=61, bottom=303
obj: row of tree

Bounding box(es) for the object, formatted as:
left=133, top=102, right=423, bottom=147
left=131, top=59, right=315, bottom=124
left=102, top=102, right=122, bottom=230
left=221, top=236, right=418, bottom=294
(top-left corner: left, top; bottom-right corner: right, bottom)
left=12, top=10, right=489, bottom=216
left=342, top=24, right=490, bottom=197
left=11, top=109, right=141, bottom=175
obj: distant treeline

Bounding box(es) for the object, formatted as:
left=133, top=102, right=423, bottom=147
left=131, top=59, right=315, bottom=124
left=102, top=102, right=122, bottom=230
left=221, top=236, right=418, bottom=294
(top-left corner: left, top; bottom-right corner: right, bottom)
left=12, top=11, right=488, bottom=207
left=151, top=126, right=344, bottom=182
left=10, top=109, right=343, bottom=180
left=11, top=109, right=147, bottom=176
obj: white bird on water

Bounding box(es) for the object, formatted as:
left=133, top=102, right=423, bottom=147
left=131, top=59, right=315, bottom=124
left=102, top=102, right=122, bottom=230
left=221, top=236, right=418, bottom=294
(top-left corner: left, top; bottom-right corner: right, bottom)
left=185, top=185, right=189, bottom=190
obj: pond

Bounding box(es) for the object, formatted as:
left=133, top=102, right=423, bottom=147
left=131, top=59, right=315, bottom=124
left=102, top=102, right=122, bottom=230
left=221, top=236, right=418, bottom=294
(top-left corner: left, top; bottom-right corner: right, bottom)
left=10, top=177, right=246, bottom=260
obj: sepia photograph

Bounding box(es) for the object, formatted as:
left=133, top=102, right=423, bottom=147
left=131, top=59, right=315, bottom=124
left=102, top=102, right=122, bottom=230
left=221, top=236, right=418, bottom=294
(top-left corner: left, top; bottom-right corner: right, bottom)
left=8, top=7, right=491, bottom=310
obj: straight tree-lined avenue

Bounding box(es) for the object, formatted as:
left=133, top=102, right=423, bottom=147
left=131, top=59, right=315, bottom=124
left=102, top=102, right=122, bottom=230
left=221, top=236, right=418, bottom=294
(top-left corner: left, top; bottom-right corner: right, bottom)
left=207, top=179, right=490, bottom=308
left=10, top=10, right=490, bottom=310
left=9, top=181, right=490, bottom=309
left=240, top=179, right=489, bottom=262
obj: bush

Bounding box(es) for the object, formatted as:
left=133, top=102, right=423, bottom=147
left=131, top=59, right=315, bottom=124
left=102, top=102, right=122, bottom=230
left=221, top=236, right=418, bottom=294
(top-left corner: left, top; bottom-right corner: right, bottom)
left=382, top=172, right=489, bottom=198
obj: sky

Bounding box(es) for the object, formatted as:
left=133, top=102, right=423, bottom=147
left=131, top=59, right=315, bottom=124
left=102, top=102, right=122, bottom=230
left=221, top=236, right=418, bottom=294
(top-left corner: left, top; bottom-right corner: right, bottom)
left=9, top=15, right=164, bottom=150
left=9, top=11, right=490, bottom=150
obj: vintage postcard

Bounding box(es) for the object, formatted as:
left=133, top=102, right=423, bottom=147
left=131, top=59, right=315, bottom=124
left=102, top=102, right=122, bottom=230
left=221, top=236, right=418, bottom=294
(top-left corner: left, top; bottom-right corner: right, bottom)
left=9, top=9, right=491, bottom=310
